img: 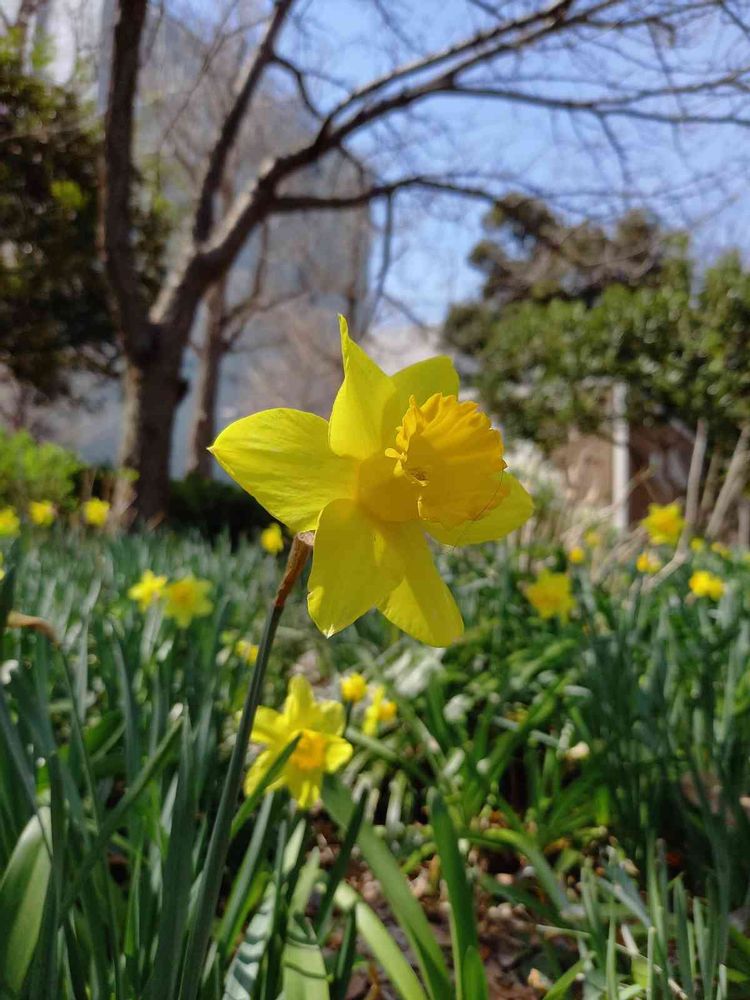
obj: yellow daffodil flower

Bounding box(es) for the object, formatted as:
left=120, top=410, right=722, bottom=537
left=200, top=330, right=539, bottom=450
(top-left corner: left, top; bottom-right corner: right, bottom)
left=127, top=569, right=168, bottom=612
left=163, top=575, right=213, bottom=628
left=363, top=684, right=398, bottom=736
left=641, top=502, right=684, bottom=546
left=710, top=541, right=730, bottom=558
left=260, top=522, right=285, bottom=555
left=210, top=317, right=533, bottom=646
left=525, top=570, right=575, bottom=621
left=82, top=498, right=110, bottom=527
left=340, top=672, right=367, bottom=704
left=583, top=529, right=601, bottom=548
left=245, top=675, right=352, bottom=809
left=235, top=639, right=259, bottom=665
left=636, top=552, right=662, bottom=574
left=568, top=546, right=585, bottom=565
left=689, top=570, right=724, bottom=600
left=690, top=537, right=705, bottom=553
left=0, top=507, right=20, bottom=537
left=28, top=500, right=56, bottom=527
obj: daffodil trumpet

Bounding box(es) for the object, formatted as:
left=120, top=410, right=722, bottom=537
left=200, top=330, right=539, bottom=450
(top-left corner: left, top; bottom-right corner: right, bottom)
left=211, top=316, right=533, bottom=646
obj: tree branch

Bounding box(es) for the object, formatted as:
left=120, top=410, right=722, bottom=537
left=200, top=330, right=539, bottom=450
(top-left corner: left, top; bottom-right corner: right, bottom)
left=192, top=0, right=296, bottom=242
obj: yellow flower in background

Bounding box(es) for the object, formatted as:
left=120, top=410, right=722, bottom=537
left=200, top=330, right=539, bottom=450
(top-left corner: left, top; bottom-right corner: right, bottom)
left=689, top=570, right=725, bottom=600
left=711, top=541, right=730, bottom=558
left=584, top=529, right=601, bottom=548
left=245, top=675, right=352, bottom=809
left=127, top=569, right=167, bottom=612
left=568, top=546, right=585, bottom=565
left=260, top=522, right=284, bottom=555
left=340, top=672, right=367, bottom=704
left=363, top=685, right=398, bottom=736
left=525, top=570, right=575, bottom=621
left=641, top=502, right=684, bottom=546
left=28, top=500, right=56, bottom=527
left=211, top=316, right=533, bottom=646
left=636, top=552, right=662, bottom=574
left=235, top=639, right=259, bottom=665
left=0, top=507, right=20, bottom=537
left=82, top=498, right=110, bottom=527
left=690, top=537, right=706, bottom=553
left=163, top=575, right=213, bottom=628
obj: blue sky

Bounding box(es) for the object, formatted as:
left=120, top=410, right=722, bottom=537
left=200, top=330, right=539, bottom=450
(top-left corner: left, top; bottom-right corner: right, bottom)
left=275, top=0, right=750, bottom=326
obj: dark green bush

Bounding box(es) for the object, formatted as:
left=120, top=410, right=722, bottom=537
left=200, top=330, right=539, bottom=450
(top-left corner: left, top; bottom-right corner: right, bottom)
left=167, top=473, right=270, bottom=541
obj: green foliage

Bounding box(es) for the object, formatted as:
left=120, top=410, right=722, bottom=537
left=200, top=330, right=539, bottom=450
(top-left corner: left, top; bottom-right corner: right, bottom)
left=1, top=528, right=749, bottom=997
left=445, top=202, right=749, bottom=457
left=0, top=428, right=80, bottom=507
left=0, top=42, right=169, bottom=403
left=168, top=473, right=272, bottom=540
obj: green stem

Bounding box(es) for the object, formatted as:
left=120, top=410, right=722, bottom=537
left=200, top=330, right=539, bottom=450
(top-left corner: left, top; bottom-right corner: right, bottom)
left=178, top=596, right=285, bottom=1000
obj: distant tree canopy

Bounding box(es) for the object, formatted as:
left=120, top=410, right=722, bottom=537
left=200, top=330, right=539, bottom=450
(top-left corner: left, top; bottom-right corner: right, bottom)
left=0, top=40, right=168, bottom=404
left=444, top=197, right=750, bottom=457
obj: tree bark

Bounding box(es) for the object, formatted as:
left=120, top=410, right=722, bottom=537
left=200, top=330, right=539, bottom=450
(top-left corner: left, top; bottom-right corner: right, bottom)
left=187, top=280, right=227, bottom=478
left=117, top=336, right=185, bottom=524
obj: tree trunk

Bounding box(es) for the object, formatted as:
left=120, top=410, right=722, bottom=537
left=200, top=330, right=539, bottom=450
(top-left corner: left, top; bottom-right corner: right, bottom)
left=117, top=340, right=184, bottom=524
left=187, top=280, right=227, bottom=478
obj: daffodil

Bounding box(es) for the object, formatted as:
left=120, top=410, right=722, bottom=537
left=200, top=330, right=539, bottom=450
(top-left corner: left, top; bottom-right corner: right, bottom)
left=128, top=569, right=167, bottom=611
left=689, top=570, right=724, bottom=600
left=525, top=570, right=575, bottom=621
left=568, top=546, right=585, bottom=565
left=245, top=675, right=352, bottom=809
left=584, top=529, right=601, bottom=548
left=636, top=552, right=662, bottom=574
left=235, top=639, right=259, bottom=665
left=210, top=317, right=533, bottom=646
left=0, top=507, right=20, bottom=537
left=690, top=537, right=706, bottom=553
left=363, top=684, right=398, bottom=736
left=710, top=541, right=730, bottom=558
left=340, top=672, right=367, bottom=704
left=163, top=575, right=213, bottom=628
left=28, top=500, right=56, bottom=527
left=260, top=522, right=284, bottom=555
left=82, top=498, right=110, bottom=527
left=641, top=502, right=684, bottom=546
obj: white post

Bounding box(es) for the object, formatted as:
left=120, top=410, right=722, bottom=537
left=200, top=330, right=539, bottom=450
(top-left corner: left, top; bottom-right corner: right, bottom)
left=611, top=382, right=630, bottom=531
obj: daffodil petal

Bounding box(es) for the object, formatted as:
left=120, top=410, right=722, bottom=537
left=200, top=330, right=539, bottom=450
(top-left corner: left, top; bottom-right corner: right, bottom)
left=379, top=523, right=463, bottom=646
left=244, top=749, right=284, bottom=798
left=286, top=770, right=320, bottom=810
left=251, top=707, right=286, bottom=745
left=284, top=675, right=316, bottom=730
left=308, top=499, right=402, bottom=637
left=210, top=409, right=356, bottom=533
left=392, top=355, right=459, bottom=414
left=425, top=473, right=533, bottom=546
left=312, top=700, right=346, bottom=736
left=324, top=736, right=353, bottom=772
left=328, top=316, right=396, bottom=460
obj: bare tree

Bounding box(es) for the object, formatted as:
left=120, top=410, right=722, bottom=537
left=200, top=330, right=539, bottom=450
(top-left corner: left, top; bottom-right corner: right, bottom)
left=101, top=0, right=750, bottom=519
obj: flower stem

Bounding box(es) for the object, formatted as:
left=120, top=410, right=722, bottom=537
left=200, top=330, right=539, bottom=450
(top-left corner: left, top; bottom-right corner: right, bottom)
left=178, top=534, right=312, bottom=1000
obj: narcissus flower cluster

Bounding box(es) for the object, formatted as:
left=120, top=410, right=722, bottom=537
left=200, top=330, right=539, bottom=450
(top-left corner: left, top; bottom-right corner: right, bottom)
left=245, top=675, right=352, bottom=809
left=525, top=570, right=575, bottom=621
left=211, top=317, right=532, bottom=646
left=636, top=552, right=662, bottom=574
left=689, top=570, right=725, bottom=600
left=82, top=498, right=111, bottom=528
left=641, top=502, right=684, bottom=546
left=260, top=522, right=285, bottom=555
left=0, top=507, right=20, bottom=537
left=28, top=500, right=56, bottom=527
left=127, top=569, right=213, bottom=627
